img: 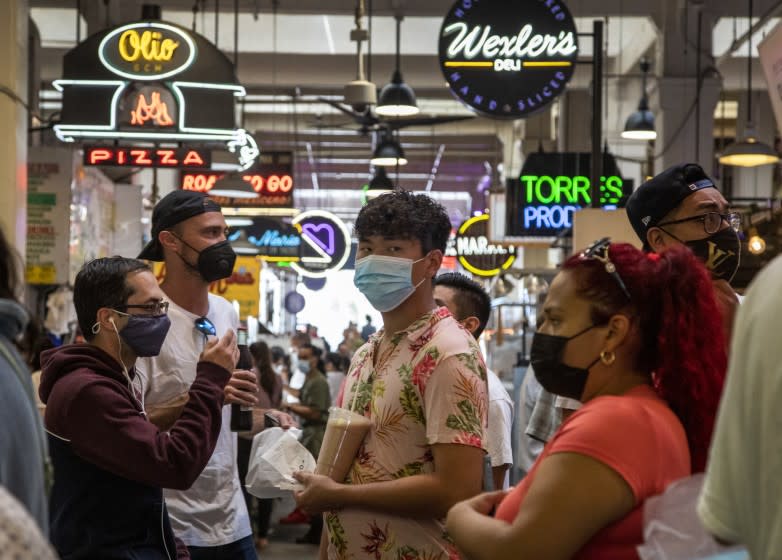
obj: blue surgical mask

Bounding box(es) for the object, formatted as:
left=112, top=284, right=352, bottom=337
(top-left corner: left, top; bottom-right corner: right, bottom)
left=297, top=360, right=311, bottom=374
left=353, top=254, right=428, bottom=313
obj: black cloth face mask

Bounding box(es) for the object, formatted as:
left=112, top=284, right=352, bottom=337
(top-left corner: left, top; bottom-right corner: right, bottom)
left=531, top=324, right=601, bottom=401
left=659, top=227, right=741, bottom=283
left=173, top=234, right=237, bottom=282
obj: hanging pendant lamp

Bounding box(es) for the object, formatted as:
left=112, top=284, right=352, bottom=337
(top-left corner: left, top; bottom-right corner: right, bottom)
left=719, top=0, right=779, bottom=167
left=376, top=14, right=419, bottom=117
left=209, top=172, right=258, bottom=199
left=370, top=131, right=408, bottom=166
left=622, top=58, right=657, bottom=140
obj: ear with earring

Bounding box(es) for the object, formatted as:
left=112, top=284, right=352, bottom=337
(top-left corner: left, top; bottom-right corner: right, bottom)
left=600, top=350, right=616, bottom=366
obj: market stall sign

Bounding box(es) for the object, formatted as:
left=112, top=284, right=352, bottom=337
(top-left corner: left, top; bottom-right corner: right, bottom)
left=152, top=256, right=261, bottom=319
left=506, top=152, right=632, bottom=238
left=99, top=22, right=196, bottom=81
left=53, top=19, right=252, bottom=151
left=291, top=210, right=351, bottom=279
left=84, top=146, right=210, bottom=168
left=228, top=216, right=301, bottom=261
left=438, top=0, right=578, bottom=119
left=456, top=214, right=516, bottom=277
left=181, top=151, right=294, bottom=208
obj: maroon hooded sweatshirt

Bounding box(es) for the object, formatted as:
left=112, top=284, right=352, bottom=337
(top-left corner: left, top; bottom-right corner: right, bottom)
left=39, top=344, right=231, bottom=559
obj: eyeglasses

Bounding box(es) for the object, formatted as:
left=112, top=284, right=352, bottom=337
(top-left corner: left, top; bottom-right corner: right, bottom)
left=579, top=237, right=632, bottom=300
left=114, top=301, right=169, bottom=316
left=194, top=316, right=217, bottom=340
left=657, top=211, right=741, bottom=235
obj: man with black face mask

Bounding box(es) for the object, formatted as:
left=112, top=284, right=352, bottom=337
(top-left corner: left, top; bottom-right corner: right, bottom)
left=136, top=190, right=294, bottom=560
left=626, top=163, right=742, bottom=341
left=39, top=257, right=238, bottom=559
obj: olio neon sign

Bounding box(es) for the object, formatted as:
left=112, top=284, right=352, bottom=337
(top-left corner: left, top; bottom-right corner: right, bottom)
left=99, top=22, right=196, bottom=81
left=118, top=30, right=179, bottom=62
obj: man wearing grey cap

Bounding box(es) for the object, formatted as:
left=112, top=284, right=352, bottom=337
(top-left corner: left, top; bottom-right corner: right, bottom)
left=136, top=190, right=293, bottom=559
left=626, top=163, right=742, bottom=339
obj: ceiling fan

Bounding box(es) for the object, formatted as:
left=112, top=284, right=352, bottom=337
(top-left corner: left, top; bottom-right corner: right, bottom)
left=316, top=3, right=475, bottom=136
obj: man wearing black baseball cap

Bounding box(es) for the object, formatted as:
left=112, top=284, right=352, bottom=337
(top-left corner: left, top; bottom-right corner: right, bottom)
left=136, top=190, right=293, bottom=559
left=626, top=163, right=741, bottom=337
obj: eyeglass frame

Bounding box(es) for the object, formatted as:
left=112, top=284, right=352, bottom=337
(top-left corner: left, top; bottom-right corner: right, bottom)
left=194, top=316, right=217, bottom=340
left=655, top=211, right=741, bottom=236
left=113, top=301, right=170, bottom=316
left=579, top=237, right=632, bottom=300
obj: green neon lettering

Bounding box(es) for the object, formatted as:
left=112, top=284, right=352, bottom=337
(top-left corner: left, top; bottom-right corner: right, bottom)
left=603, top=176, right=623, bottom=204
left=572, top=175, right=591, bottom=204
left=536, top=175, right=557, bottom=204
left=521, top=175, right=537, bottom=203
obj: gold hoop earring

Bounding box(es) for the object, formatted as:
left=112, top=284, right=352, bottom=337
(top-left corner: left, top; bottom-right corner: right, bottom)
left=600, top=350, right=616, bottom=366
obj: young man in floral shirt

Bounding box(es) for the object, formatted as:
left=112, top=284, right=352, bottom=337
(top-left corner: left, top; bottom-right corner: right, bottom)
left=294, top=191, right=488, bottom=560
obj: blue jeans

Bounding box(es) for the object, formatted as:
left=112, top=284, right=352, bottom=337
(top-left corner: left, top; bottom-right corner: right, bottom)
left=187, top=535, right=256, bottom=560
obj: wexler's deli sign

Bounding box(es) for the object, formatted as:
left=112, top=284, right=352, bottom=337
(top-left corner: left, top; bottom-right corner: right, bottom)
left=53, top=20, right=257, bottom=165
left=438, top=0, right=579, bottom=119
left=456, top=214, right=516, bottom=277
left=506, top=152, right=632, bottom=238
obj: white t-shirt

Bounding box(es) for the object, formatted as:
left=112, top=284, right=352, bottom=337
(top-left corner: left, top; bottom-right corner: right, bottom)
left=137, top=294, right=251, bottom=547
left=486, top=369, right=514, bottom=489
left=698, top=256, right=782, bottom=560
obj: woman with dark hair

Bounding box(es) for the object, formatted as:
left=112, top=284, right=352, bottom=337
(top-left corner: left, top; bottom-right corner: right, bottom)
left=237, top=340, right=282, bottom=550
left=446, top=240, right=727, bottom=560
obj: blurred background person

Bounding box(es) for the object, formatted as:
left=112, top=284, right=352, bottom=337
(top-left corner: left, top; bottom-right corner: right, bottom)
left=698, top=254, right=782, bottom=559
left=237, top=340, right=283, bottom=551
left=324, top=351, right=347, bottom=407
left=0, top=225, right=49, bottom=534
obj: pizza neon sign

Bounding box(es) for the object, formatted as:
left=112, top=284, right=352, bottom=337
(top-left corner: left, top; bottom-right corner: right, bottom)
left=84, top=146, right=210, bottom=168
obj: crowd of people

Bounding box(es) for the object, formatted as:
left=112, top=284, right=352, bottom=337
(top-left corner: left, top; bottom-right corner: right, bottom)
left=0, top=161, right=777, bottom=559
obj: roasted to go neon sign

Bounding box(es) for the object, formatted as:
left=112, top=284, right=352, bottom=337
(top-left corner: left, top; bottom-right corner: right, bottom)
left=84, top=147, right=210, bottom=168
left=99, top=22, right=196, bottom=81
left=181, top=172, right=294, bottom=195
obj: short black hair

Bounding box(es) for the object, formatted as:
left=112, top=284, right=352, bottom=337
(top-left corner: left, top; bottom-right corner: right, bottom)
left=434, top=272, right=491, bottom=338
left=74, top=257, right=151, bottom=341
left=354, top=190, right=452, bottom=253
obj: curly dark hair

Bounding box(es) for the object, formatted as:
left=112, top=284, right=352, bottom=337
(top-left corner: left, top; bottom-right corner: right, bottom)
left=354, top=190, right=452, bottom=253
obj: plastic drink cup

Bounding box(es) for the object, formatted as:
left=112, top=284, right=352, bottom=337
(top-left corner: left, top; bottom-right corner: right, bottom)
left=315, top=407, right=371, bottom=482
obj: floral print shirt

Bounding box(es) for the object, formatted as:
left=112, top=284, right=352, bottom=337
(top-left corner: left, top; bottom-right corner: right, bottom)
left=327, top=307, right=488, bottom=560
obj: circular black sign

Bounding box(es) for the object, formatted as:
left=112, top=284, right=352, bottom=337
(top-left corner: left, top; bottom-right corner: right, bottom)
left=438, top=0, right=579, bottom=119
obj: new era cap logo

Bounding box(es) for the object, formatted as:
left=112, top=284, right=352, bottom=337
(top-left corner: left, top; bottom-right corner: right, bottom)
left=642, top=216, right=651, bottom=227
left=688, top=179, right=714, bottom=191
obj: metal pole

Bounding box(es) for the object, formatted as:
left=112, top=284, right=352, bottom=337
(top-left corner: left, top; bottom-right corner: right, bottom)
left=591, top=20, right=603, bottom=208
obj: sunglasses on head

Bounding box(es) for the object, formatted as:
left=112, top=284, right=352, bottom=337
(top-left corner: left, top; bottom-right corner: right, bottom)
left=579, top=237, right=632, bottom=300
left=194, top=316, right=217, bottom=340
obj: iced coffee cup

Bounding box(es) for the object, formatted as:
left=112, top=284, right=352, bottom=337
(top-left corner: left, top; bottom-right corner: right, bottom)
left=316, top=407, right=371, bottom=482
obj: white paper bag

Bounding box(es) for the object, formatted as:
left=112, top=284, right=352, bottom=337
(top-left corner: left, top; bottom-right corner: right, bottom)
left=245, top=427, right=316, bottom=498
left=637, top=474, right=748, bottom=560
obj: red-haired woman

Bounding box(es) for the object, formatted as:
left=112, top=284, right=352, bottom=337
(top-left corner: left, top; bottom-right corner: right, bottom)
left=446, top=239, right=726, bottom=560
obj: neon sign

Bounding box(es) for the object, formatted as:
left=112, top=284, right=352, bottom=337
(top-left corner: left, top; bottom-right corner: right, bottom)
left=99, top=22, right=196, bottom=81
left=438, top=0, right=578, bottom=119
left=291, top=210, right=351, bottom=278
left=130, top=91, right=174, bottom=126
left=506, top=152, right=632, bottom=238
left=181, top=173, right=293, bottom=195
left=456, top=214, right=516, bottom=277
left=84, top=147, right=210, bottom=168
